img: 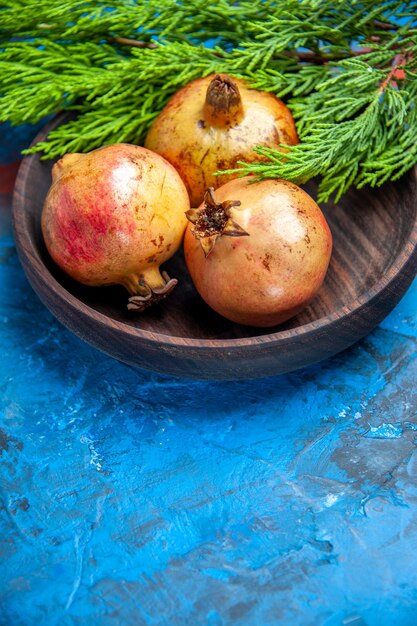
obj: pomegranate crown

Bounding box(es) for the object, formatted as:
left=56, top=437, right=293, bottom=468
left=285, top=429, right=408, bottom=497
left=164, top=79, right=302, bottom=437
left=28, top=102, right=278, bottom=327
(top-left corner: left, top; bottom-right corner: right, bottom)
left=186, top=187, right=249, bottom=256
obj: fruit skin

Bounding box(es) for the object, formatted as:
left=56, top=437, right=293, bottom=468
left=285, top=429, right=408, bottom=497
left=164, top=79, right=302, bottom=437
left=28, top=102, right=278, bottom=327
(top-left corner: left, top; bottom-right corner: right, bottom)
left=183, top=177, right=332, bottom=327
left=144, top=74, right=298, bottom=207
left=41, top=143, right=189, bottom=308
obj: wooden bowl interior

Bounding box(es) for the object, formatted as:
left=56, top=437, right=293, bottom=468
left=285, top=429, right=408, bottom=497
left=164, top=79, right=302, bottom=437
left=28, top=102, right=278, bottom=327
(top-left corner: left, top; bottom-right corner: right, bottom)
left=22, top=148, right=416, bottom=341
left=25, top=154, right=415, bottom=339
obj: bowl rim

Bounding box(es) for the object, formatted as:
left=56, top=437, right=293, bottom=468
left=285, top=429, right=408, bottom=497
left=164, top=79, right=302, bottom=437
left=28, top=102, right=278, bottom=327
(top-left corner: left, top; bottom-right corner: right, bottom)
left=12, top=115, right=417, bottom=351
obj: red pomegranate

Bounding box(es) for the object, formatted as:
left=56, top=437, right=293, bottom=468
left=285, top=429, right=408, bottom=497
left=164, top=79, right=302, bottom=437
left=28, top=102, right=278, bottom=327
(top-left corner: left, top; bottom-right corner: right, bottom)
left=41, top=143, right=190, bottom=310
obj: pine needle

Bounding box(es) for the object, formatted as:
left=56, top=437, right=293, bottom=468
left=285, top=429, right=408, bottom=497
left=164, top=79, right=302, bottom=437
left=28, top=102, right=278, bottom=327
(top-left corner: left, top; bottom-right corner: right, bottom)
left=1, top=0, right=417, bottom=201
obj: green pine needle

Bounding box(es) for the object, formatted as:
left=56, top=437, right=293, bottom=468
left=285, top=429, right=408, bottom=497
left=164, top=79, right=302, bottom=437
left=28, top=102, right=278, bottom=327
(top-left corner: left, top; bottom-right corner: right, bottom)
left=1, top=0, right=417, bottom=201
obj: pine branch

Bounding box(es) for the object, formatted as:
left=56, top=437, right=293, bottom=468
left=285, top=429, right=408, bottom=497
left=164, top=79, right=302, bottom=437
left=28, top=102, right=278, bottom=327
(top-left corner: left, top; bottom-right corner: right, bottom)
left=228, top=56, right=417, bottom=201
left=0, top=0, right=277, bottom=46
left=1, top=0, right=417, bottom=201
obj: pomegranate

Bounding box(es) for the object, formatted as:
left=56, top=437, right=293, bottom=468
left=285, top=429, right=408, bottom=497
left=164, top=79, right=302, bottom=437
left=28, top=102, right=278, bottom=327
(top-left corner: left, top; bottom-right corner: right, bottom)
left=41, top=144, right=189, bottom=311
left=145, top=74, right=298, bottom=207
left=184, top=178, right=332, bottom=327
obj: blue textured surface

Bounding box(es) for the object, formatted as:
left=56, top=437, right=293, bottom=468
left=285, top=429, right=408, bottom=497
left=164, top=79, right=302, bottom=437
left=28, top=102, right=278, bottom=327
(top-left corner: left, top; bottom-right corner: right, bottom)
left=1, top=125, right=417, bottom=626
left=0, top=122, right=48, bottom=166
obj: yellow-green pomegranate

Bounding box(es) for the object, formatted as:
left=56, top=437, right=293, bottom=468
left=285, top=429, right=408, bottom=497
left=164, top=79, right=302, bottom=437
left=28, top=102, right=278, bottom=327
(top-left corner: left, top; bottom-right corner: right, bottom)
left=145, top=74, right=299, bottom=207
left=184, top=177, right=332, bottom=327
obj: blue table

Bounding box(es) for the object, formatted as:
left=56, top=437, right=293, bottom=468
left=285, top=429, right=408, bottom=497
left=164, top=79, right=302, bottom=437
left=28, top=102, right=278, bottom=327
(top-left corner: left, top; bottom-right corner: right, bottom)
left=1, top=124, right=416, bottom=625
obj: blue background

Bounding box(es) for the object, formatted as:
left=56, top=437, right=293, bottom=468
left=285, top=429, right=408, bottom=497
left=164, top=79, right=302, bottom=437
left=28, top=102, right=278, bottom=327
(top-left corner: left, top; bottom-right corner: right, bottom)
left=1, top=124, right=417, bottom=625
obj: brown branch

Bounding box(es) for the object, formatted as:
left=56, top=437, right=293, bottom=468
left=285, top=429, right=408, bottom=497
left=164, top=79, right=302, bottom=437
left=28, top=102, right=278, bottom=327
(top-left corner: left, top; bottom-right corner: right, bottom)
left=108, top=35, right=227, bottom=58
left=109, top=37, right=157, bottom=49
left=281, top=48, right=369, bottom=64
left=374, top=20, right=398, bottom=31
left=378, top=53, right=407, bottom=92
left=108, top=36, right=352, bottom=64
left=282, top=38, right=405, bottom=65
left=104, top=39, right=387, bottom=64
left=107, top=21, right=401, bottom=66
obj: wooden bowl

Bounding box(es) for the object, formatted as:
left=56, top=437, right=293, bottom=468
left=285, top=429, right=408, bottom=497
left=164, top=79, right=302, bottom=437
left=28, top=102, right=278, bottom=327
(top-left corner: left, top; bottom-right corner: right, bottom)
left=12, top=115, right=417, bottom=380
